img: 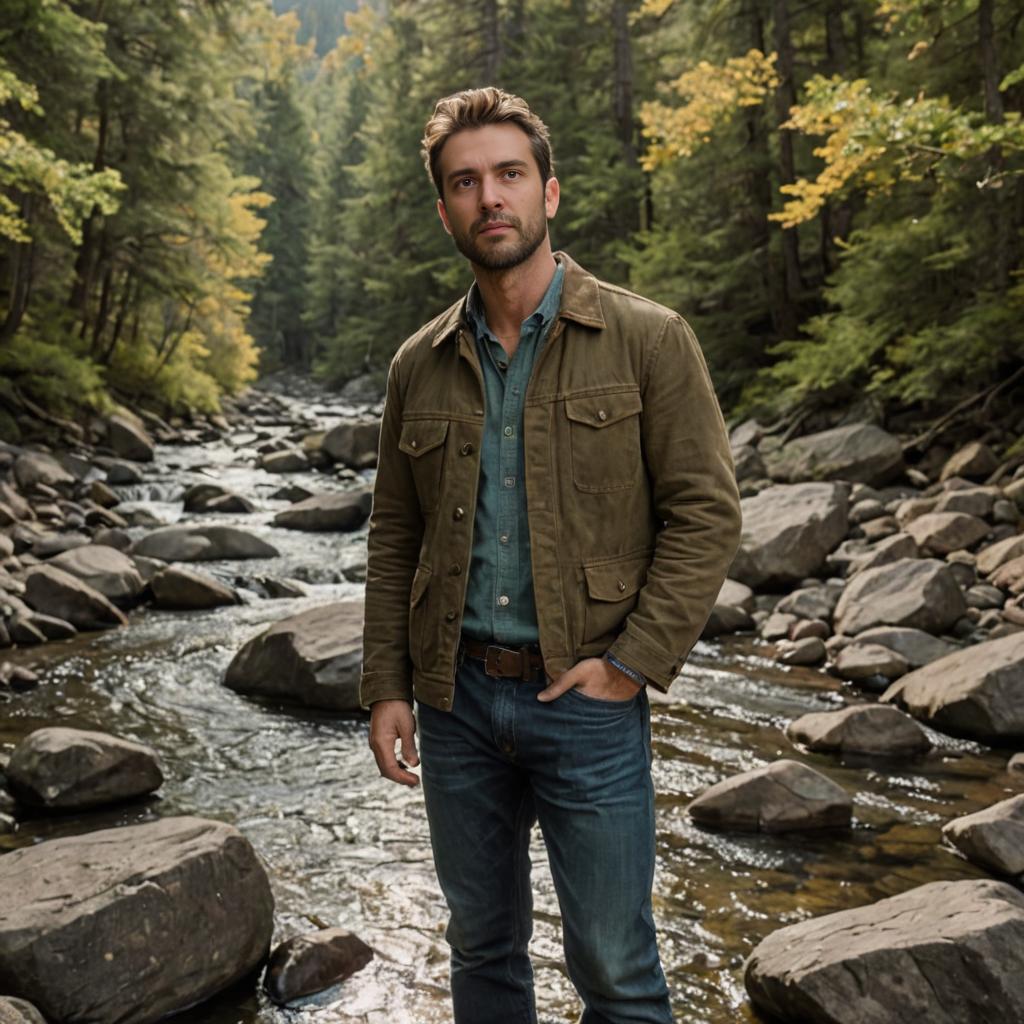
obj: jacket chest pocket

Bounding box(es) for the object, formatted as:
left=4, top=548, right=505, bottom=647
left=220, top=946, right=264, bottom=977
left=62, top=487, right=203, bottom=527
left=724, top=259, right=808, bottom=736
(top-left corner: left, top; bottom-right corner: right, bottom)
left=565, top=390, right=643, bottom=493
left=399, top=419, right=449, bottom=513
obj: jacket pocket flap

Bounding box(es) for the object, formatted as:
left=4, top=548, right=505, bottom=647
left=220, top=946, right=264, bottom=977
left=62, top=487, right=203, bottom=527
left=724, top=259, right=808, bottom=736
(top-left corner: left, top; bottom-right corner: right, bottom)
left=410, top=564, right=432, bottom=607
left=399, top=419, right=449, bottom=457
left=565, top=391, right=642, bottom=429
left=584, top=557, right=648, bottom=602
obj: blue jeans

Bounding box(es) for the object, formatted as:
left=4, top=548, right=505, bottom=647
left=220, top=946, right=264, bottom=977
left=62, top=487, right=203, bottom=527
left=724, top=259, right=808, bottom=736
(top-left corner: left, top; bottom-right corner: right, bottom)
left=417, top=655, right=674, bottom=1024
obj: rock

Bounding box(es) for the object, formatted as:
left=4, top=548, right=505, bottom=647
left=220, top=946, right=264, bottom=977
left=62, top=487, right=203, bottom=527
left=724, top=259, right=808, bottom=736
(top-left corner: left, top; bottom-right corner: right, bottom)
left=744, top=879, right=1024, bottom=1024
left=791, top=618, right=830, bottom=641
left=775, top=584, right=842, bottom=622
left=13, top=453, right=76, bottom=495
left=731, top=444, right=765, bottom=482
left=702, top=603, right=753, bottom=638
left=30, top=531, right=89, bottom=559
left=881, top=631, right=1024, bottom=741
left=107, top=414, right=154, bottom=462
left=730, top=419, right=762, bottom=448
left=0, top=997, right=46, bottom=1024
left=22, top=564, right=128, bottom=630
left=905, top=512, right=990, bottom=555
left=716, top=578, right=755, bottom=612
left=687, top=759, right=851, bottom=833
left=833, top=558, right=966, bottom=636
left=272, top=491, right=372, bottom=532
left=976, top=534, right=1024, bottom=576
left=105, top=460, right=143, bottom=484
left=967, top=582, right=1006, bottom=609
left=271, top=484, right=315, bottom=503
left=992, top=554, right=1024, bottom=594
left=847, top=532, right=919, bottom=575
left=1009, top=753, right=1024, bottom=778
left=779, top=637, right=826, bottom=666
left=943, top=794, right=1024, bottom=878
left=940, top=442, right=999, bottom=482
left=260, top=449, right=309, bottom=473
left=5, top=727, right=162, bottom=809
left=834, top=643, right=909, bottom=681
left=224, top=601, right=363, bottom=711
left=0, top=817, right=273, bottom=1023
left=730, top=483, right=850, bottom=588
left=321, top=419, right=380, bottom=469
left=250, top=575, right=309, bottom=600
left=24, top=611, right=76, bottom=640
left=265, top=928, right=374, bottom=1005
left=150, top=565, right=240, bottom=609
left=787, top=704, right=930, bottom=755
left=88, top=479, right=120, bottom=508
left=48, top=544, right=145, bottom=607
left=855, top=625, right=958, bottom=668
left=895, top=495, right=939, bottom=526
left=761, top=611, right=796, bottom=641
left=934, top=486, right=997, bottom=518
left=92, top=526, right=132, bottom=551
left=132, top=525, right=279, bottom=562
left=765, top=424, right=904, bottom=486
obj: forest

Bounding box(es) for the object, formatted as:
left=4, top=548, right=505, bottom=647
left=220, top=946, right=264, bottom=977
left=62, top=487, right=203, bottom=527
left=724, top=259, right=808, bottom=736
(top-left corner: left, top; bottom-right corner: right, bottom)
left=1, top=0, right=1022, bottom=438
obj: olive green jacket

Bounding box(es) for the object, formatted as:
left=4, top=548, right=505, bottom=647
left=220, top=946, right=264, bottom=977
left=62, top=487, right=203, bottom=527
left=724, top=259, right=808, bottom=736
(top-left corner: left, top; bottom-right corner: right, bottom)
left=359, top=252, right=741, bottom=712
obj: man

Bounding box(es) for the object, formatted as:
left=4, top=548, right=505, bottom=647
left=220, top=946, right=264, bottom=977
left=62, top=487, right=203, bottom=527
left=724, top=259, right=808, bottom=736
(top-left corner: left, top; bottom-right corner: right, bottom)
left=361, top=87, right=741, bottom=1024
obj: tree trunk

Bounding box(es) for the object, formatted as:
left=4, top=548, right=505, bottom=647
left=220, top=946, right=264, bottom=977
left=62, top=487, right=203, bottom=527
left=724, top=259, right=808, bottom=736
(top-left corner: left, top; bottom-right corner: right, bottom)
left=0, top=197, right=35, bottom=344
left=978, top=0, right=1010, bottom=291
left=481, top=0, right=502, bottom=82
left=612, top=0, right=637, bottom=169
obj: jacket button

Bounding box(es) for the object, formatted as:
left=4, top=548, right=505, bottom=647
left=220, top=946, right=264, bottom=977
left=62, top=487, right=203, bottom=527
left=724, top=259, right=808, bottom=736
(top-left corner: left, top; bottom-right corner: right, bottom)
left=460, top=442, right=475, bottom=455
left=453, top=506, right=465, bottom=521
left=617, top=579, right=626, bottom=592
left=445, top=610, right=456, bottom=622
left=449, top=564, right=462, bottom=576
left=598, top=410, right=608, bottom=422
left=440, top=696, right=450, bottom=709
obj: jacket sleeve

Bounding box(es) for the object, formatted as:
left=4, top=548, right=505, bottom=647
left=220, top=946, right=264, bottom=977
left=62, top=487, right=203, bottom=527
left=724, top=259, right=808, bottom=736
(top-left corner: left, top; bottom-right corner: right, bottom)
left=606, top=314, right=741, bottom=691
left=359, top=354, right=424, bottom=708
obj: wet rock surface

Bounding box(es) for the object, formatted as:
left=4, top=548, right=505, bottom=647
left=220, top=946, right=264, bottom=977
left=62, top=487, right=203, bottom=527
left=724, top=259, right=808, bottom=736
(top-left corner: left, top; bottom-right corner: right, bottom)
left=942, top=794, right=1024, bottom=878
left=265, top=928, right=374, bottom=1005
left=786, top=704, right=931, bottom=756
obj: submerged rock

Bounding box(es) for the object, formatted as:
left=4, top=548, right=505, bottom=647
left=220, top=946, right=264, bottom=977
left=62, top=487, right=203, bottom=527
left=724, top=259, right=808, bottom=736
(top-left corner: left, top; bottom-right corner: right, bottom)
left=942, top=794, right=1024, bottom=878
left=265, top=928, right=374, bottom=1005
left=150, top=565, right=239, bottom=609
left=272, top=490, right=372, bottom=532
left=786, top=704, right=931, bottom=756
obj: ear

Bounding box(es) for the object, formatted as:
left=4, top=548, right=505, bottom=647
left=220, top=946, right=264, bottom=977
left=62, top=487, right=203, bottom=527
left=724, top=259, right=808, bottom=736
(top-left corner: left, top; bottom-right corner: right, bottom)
left=544, top=176, right=560, bottom=220
left=437, top=197, right=453, bottom=236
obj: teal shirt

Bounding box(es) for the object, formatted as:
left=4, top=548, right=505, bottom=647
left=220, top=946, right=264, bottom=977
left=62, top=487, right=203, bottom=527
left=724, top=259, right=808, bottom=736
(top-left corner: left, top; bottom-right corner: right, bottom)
left=461, top=262, right=564, bottom=644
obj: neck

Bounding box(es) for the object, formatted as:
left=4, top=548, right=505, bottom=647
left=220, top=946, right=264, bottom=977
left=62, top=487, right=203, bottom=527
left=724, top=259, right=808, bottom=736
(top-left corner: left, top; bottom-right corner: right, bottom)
left=472, top=244, right=558, bottom=339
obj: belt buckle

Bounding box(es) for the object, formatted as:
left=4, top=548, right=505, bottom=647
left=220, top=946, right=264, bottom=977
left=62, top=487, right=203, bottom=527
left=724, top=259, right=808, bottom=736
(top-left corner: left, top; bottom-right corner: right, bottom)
left=484, top=645, right=511, bottom=677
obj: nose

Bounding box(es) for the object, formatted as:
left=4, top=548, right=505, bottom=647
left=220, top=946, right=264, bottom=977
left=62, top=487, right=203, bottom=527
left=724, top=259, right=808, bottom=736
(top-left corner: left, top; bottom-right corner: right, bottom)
left=479, top=175, right=503, bottom=213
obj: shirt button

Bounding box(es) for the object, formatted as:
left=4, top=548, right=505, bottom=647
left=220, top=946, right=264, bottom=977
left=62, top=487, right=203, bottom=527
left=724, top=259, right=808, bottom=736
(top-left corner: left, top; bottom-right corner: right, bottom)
left=498, top=360, right=508, bottom=371
left=453, top=506, right=465, bottom=521
left=497, top=595, right=510, bottom=607
left=503, top=426, right=513, bottom=437
left=449, top=564, right=462, bottom=576
left=445, top=610, right=457, bottom=622
left=460, top=442, right=475, bottom=456
left=597, top=410, right=608, bottom=422
left=504, top=476, right=515, bottom=488
left=500, top=534, right=509, bottom=544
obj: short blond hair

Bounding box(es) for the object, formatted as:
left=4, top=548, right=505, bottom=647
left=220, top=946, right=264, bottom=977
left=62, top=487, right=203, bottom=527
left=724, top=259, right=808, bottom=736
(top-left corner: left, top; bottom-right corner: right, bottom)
left=421, top=87, right=554, bottom=198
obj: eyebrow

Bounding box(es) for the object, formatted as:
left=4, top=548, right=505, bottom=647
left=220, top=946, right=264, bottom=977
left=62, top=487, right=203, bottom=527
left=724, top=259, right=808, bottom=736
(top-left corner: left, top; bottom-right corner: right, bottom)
left=446, top=159, right=529, bottom=184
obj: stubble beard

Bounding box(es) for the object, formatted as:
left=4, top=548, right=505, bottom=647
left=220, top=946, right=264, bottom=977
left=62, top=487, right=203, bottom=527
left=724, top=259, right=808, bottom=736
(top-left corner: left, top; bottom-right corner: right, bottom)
left=451, top=203, right=548, bottom=272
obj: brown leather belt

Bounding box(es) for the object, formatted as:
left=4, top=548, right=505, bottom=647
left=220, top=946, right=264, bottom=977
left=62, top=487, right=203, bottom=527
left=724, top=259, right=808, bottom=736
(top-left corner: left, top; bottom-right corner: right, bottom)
left=460, top=637, right=545, bottom=681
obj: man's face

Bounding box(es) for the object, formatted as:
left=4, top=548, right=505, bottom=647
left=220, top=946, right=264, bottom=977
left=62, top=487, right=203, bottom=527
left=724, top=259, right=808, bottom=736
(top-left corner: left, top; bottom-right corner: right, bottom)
left=436, top=123, right=559, bottom=272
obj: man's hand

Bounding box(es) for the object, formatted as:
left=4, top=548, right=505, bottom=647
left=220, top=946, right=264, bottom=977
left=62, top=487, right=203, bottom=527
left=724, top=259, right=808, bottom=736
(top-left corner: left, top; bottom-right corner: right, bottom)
left=537, top=657, right=642, bottom=703
left=369, top=699, right=420, bottom=786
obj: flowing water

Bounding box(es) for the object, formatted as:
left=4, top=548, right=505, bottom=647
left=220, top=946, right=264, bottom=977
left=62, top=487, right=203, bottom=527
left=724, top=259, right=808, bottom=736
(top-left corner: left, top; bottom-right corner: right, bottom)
left=1, top=385, right=1018, bottom=1024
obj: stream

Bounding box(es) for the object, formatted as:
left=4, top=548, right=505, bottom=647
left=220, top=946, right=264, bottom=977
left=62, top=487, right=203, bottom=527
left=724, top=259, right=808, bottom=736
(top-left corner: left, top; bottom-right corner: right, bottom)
left=0, top=381, right=1017, bottom=1024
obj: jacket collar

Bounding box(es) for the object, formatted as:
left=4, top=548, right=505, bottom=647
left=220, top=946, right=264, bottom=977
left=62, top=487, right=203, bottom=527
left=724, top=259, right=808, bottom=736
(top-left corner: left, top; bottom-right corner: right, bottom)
left=430, top=250, right=605, bottom=347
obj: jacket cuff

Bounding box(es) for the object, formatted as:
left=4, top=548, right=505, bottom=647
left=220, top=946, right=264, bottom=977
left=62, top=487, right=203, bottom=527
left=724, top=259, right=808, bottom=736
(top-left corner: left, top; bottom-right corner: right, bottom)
left=359, top=673, right=414, bottom=710
left=606, top=624, right=689, bottom=693
left=602, top=652, right=647, bottom=688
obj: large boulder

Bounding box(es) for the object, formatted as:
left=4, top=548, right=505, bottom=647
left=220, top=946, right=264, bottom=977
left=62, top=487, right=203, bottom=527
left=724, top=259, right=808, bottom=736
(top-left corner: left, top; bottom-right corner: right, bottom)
left=942, top=794, right=1024, bottom=878
left=688, top=759, right=851, bottom=833
left=833, top=643, right=910, bottom=682
left=833, top=558, right=966, bottom=636
left=107, top=414, right=155, bottom=462
left=22, top=564, right=128, bottom=630
left=5, top=727, right=163, bottom=810
left=855, top=625, right=959, bottom=668
left=132, top=525, right=279, bottom=562
left=321, top=420, right=380, bottom=469
left=730, top=483, right=850, bottom=588
left=272, top=491, right=372, bottom=532
left=744, top=879, right=1024, bottom=1024
left=48, top=544, right=146, bottom=607
left=265, top=928, right=374, bottom=1005
left=13, top=452, right=76, bottom=495
left=765, top=423, right=904, bottom=486
left=150, top=565, right=239, bottom=609
left=224, top=601, right=363, bottom=711
left=881, top=631, right=1024, bottom=741
left=786, top=704, right=931, bottom=756
left=0, top=817, right=274, bottom=1024
left=904, top=512, right=990, bottom=555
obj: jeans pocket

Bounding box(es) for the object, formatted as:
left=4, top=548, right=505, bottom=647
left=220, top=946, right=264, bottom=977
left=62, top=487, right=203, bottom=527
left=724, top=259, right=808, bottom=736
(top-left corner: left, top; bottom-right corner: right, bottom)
left=563, top=686, right=639, bottom=711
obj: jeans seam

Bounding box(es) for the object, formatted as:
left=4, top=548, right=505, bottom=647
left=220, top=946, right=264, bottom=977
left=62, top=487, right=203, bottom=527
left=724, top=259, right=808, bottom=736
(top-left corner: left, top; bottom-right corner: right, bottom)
left=508, top=787, right=535, bottom=1024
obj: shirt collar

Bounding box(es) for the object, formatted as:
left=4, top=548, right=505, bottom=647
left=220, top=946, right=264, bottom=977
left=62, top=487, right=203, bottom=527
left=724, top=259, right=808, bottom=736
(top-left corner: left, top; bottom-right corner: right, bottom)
left=466, top=261, right=565, bottom=343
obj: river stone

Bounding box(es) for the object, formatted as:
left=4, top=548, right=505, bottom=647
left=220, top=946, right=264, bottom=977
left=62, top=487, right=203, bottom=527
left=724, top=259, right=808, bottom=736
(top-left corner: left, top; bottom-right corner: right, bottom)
left=107, top=414, right=154, bottom=462
left=834, top=642, right=909, bottom=681
left=702, top=603, right=753, bottom=637
left=905, top=512, right=990, bottom=555
left=1009, top=753, right=1024, bottom=778
left=855, top=626, right=958, bottom=668
left=6, top=727, right=163, bottom=809
left=688, top=759, right=851, bottom=833
left=791, top=618, right=830, bottom=640
left=272, top=490, right=372, bottom=532
left=0, top=816, right=273, bottom=1023
left=150, top=565, right=239, bottom=609
left=260, top=448, right=308, bottom=472
left=321, top=419, right=380, bottom=470
left=22, top=564, right=128, bottom=630
left=132, top=525, right=279, bottom=562
left=935, top=486, right=997, bottom=519
left=765, top=424, right=904, bottom=486
left=787, top=704, right=930, bottom=756
left=265, top=928, right=374, bottom=1005
left=881, top=631, right=1024, bottom=741
left=105, top=459, right=143, bottom=484
left=744, top=878, right=1024, bottom=1024
left=730, top=483, right=850, bottom=588
left=88, top=478, right=120, bottom=508
left=833, top=558, right=966, bottom=636
left=847, top=532, right=919, bottom=576
left=977, top=535, right=1024, bottom=576
left=48, top=544, right=145, bottom=607
left=991, top=554, right=1024, bottom=594
left=761, top=611, right=796, bottom=641
left=775, top=585, right=841, bottom=622
left=224, top=600, right=363, bottom=710
left=717, top=578, right=755, bottom=612
left=942, top=794, right=1024, bottom=878
left=779, top=636, right=826, bottom=665
left=940, top=442, right=999, bottom=482
left=0, top=998, right=46, bottom=1024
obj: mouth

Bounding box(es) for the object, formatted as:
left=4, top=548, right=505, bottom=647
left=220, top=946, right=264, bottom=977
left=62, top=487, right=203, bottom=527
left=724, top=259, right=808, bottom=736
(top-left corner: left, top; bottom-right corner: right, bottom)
left=477, top=221, right=514, bottom=236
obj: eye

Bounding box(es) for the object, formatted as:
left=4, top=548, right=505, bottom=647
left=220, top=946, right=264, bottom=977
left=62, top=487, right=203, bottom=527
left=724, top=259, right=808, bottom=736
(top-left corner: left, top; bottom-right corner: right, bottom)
left=504, top=169, right=521, bottom=180
left=457, top=177, right=475, bottom=189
